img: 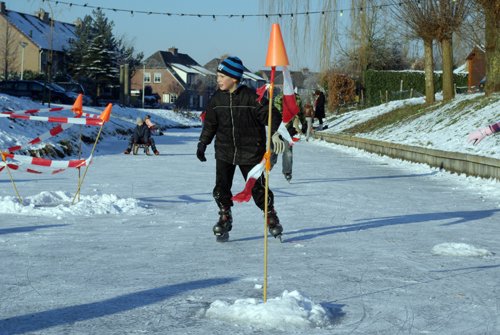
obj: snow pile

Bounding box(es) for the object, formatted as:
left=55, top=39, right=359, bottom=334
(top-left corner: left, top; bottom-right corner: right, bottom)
left=325, top=96, right=426, bottom=133
left=324, top=93, right=500, bottom=159
left=205, top=290, right=334, bottom=331
left=432, top=243, right=494, bottom=257
left=0, top=191, right=152, bottom=217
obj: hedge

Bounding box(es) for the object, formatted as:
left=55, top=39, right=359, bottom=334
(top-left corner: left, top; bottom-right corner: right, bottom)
left=364, top=70, right=468, bottom=106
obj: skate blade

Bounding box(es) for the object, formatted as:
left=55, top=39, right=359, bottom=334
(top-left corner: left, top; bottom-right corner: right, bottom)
left=269, top=231, right=283, bottom=243
left=215, top=232, right=229, bottom=242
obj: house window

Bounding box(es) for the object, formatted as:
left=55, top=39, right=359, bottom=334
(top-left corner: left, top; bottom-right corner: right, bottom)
left=162, top=94, right=177, bottom=104
left=154, top=73, right=161, bottom=83
left=144, top=72, right=151, bottom=83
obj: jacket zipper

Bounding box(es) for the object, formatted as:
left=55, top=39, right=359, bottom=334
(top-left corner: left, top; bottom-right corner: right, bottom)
left=230, top=92, right=237, bottom=164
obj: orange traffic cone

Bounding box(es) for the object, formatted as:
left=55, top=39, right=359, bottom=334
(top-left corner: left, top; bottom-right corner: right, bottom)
left=99, top=103, right=112, bottom=123
left=265, top=23, right=289, bottom=67
left=71, top=94, right=83, bottom=116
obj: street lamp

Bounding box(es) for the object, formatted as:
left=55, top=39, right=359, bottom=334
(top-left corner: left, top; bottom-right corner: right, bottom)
left=19, top=41, right=28, bottom=80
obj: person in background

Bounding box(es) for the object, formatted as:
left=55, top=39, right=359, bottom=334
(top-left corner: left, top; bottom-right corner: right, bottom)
left=144, top=115, right=160, bottom=155
left=144, top=115, right=156, bottom=132
left=196, top=56, right=285, bottom=241
left=467, top=121, right=500, bottom=145
left=313, top=89, right=326, bottom=130
left=271, top=93, right=304, bottom=183
left=304, top=103, right=314, bottom=141
left=124, top=117, right=159, bottom=155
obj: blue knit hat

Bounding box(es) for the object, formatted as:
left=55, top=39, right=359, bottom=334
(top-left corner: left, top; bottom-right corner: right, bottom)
left=217, top=56, right=245, bottom=80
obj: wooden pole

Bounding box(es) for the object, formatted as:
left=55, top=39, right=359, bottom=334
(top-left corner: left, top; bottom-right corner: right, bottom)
left=263, top=66, right=276, bottom=303
left=1, top=152, right=23, bottom=204
left=72, top=125, right=104, bottom=204
left=76, top=125, right=83, bottom=203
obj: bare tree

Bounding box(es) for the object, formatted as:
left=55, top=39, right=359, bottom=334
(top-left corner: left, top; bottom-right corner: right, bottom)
left=433, top=0, right=472, bottom=101
left=391, top=0, right=439, bottom=104
left=457, top=3, right=484, bottom=55
left=260, top=0, right=395, bottom=86
left=474, top=0, right=500, bottom=95
left=0, top=24, right=17, bottom=79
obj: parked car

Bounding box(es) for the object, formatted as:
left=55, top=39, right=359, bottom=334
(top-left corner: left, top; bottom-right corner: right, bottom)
left=55, top=82, right=93, bottom=105
left=0, top=80, right=76, bottom=104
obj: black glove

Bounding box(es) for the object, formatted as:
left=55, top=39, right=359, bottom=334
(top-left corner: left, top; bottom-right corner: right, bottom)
left=196, top=142, right=207, bottom=162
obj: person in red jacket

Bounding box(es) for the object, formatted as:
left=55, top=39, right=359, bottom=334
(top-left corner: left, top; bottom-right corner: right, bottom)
left=196, top=56, right=284, bottom=241
left=467, top=121, right=500, bottom=145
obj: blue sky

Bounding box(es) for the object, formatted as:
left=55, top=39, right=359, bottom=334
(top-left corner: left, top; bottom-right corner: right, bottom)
left=9, top=0, right=330, bottom=72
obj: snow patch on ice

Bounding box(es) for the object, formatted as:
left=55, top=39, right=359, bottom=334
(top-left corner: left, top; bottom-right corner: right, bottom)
left=205, top=290, right=334, bottom=331
left=0, top=191, right=152, bottom=217
left=432, top=242, right=493, bottom=257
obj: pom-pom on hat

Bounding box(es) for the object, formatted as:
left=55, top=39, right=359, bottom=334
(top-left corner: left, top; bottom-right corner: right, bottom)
left=217, top=56, right=245, bottom=81
left=136, top=117, right=144, bottom=125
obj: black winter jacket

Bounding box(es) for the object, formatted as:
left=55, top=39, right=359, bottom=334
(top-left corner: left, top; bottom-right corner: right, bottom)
left=133, top=123, right=151, bottom=143
left=199, top=85, right=282, bottom=165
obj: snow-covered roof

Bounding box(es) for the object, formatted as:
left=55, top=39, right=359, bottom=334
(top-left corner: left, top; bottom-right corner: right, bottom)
left=454, top=62, right=468, bottom=74
left=5, top=10, right=76, bottom=52
left=170, top=63, right=199, bottom=74
left=243, top=72, right=264, bottom=81
left=191, top=65, right=215, bottom=76
left=170, top=63, right=216, bottom=77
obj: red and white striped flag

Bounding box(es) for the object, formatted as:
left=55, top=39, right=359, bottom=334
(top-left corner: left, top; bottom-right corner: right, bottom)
left=281, top=66, right=299, bottom=123
left=232, top=66, right=299, bottom=203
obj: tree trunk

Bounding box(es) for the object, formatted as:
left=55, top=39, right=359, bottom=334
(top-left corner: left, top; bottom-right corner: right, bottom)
left=424, top=38, right=435, bottom=104
left=483, top=4, right=500, bottom=95
left=441, top=38, right=454, bottom=101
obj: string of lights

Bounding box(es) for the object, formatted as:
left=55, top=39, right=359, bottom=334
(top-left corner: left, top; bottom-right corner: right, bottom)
left=39, top=0, right=418, bottom=19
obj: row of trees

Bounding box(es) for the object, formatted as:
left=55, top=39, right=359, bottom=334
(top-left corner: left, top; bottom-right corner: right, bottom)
left=262, top=0, right=499, bottom=107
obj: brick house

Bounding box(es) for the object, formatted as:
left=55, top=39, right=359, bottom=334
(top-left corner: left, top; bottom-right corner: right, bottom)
left=0, top=1, right=76, bottom=78
left=258, top=68, right=319, bottom=101
left=131, top=47, right=216, bottom=110
left=204, top=57, right=266, bottom=90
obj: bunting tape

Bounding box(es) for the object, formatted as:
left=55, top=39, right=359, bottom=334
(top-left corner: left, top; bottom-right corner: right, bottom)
left=6, top=113, right=99, bottom=153
left=8, top=123, right=74, bottom=152
left=0, top=162, right=69, bottom=174
left=1, top=107, right=65, bottom=115
left=3, top=153, right=91, bottom=169
left=2, top=113, right=104, bottom=126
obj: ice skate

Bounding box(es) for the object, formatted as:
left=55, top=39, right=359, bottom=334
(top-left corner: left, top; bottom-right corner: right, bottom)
left=266, top=208, right=283, bottom=241
left=284, top=173, right=292, bottom=183
left=213, top=208, right=232, bottom=242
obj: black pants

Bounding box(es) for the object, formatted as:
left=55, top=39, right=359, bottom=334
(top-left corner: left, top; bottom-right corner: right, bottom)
left=213, top=159, right=273, bottom=211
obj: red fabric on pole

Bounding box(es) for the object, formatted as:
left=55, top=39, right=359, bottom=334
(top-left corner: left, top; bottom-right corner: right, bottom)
left=281, top=66, right=299, bottom=123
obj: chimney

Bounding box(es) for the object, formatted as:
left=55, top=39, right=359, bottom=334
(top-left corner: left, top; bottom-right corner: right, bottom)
left=168, top=47, right=178, bottom=55
left=36, top=9, right=49, bottom=23
left=1, top=2, right=6, bottom=14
